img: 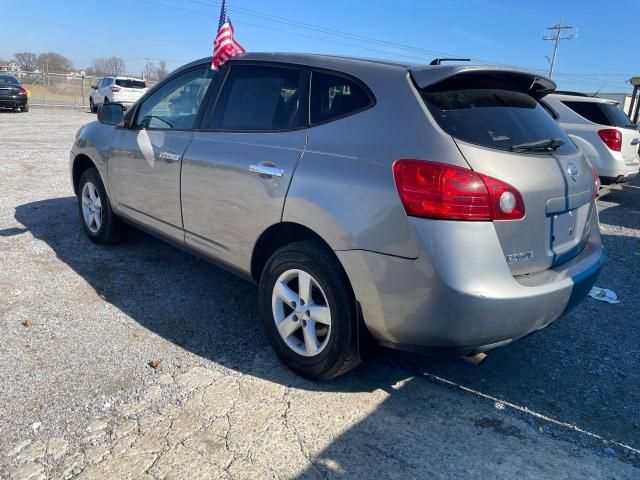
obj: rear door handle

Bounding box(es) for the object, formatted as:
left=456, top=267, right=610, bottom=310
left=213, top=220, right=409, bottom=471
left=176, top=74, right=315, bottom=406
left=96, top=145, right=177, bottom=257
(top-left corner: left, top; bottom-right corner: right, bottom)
left=249, top=164, right=284, bottom=177
left=159, top=151, right=182, bottom=162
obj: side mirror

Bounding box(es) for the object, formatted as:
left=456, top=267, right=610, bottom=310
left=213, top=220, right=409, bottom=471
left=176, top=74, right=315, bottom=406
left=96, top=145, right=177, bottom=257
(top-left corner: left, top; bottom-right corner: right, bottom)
left=91, top=85, right=97, bottom=90
left=98, top=103, right=124, bottom=126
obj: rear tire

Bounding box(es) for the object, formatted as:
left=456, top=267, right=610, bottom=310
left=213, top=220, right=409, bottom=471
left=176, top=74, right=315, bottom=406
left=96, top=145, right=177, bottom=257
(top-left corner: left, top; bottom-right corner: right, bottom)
left=77, top=168, right=126, bottom=245
left=258, top=241, right=360, bottom=380
left=104, top=97, right=109, bottom=105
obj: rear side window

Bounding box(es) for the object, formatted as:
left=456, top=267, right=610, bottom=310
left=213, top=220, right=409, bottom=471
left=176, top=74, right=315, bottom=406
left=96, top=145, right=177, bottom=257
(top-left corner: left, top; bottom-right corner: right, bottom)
left=116, top=79, right=146, bottom=89
left=208, top=65, right=306, bottom=131
left=421, top=79, right=577, bottom=154
left=563, top=100, right=636, bottom=129
left=310, top=72, right=373, bottom=125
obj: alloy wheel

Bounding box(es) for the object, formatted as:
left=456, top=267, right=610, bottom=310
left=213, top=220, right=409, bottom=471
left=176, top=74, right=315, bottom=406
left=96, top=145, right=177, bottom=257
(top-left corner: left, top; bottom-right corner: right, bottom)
left=81, top=181, right=103, bottom=233
left=271, top=268, right=332, bottom=357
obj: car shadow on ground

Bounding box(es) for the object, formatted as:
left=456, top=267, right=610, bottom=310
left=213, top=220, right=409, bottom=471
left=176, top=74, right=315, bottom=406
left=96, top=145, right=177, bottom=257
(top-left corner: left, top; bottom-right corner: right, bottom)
left=10, top=191, right=640, bottom=475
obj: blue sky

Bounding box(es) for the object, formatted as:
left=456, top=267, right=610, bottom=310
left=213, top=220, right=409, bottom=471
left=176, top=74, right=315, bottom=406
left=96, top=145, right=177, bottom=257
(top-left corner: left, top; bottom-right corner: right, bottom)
left=1, top=0, right=637, bottom=92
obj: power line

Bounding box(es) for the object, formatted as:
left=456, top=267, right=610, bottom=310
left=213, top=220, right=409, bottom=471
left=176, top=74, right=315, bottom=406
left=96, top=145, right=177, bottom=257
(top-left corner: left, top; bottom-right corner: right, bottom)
left=133, top=0, right=632, bottom=90
left=543, top=23, right=576, bottom=78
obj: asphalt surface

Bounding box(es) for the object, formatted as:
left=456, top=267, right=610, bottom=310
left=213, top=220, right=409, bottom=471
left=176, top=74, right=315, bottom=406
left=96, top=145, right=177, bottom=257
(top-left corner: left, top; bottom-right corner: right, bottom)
left=0, top=107, right=638, bottom=479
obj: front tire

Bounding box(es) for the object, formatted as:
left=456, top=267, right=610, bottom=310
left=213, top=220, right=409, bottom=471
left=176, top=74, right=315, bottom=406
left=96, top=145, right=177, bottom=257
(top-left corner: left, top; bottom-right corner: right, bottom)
left=258, top=241, right=360, bottom=380
left=21, top=105, right=29, bottom=112
left=89, top=98, right=96, bottom=113
left=77, top=168, right=125, bottom=244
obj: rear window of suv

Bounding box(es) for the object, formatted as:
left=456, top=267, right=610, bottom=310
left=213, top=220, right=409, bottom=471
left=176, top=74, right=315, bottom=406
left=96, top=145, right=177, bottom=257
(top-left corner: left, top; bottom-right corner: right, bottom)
left=116, top=79, right=147, bottom=89
left=421, top=77, right=577, bottom=154
left=562, top=100, right=636, bottom=129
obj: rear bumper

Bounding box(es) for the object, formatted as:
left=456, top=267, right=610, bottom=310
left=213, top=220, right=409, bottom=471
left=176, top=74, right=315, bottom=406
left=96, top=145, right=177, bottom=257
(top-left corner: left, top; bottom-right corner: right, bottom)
left=0, top=95, right=27, bottom=108
left=337, top=213, right=603, bottom=357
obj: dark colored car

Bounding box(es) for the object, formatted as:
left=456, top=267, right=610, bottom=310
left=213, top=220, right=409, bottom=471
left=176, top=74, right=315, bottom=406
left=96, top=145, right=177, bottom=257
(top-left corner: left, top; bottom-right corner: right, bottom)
left=0, top=74, right=29, bottom=112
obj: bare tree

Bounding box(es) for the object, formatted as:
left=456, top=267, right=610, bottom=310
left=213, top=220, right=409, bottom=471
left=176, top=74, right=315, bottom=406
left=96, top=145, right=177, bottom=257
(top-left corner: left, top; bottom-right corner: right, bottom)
left=155, top=60, right=168, bottom=80
left=105, top=57, right=126, bottom=76
left=37, top=52, right=73, bottom=73
left=142, top=60, right=156, bottom=82
left=86, top=58, right=107, bottom=76
left=86, top=57, right=126, bottom=76
left=13, top=52, right=39, bottom=72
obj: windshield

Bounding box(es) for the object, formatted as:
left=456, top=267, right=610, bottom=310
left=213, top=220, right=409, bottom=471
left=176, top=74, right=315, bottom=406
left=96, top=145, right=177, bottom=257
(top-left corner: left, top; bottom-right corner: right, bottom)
left=0, top=75, right=19, bottom=86
left=422, top=83, right=578, bottom=154
left=116, top=79, right=146, bottom=89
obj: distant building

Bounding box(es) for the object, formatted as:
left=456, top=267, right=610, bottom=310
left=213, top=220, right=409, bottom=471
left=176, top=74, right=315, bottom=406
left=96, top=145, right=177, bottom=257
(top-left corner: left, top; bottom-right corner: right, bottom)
left=0, top=62, right=18, bottom=72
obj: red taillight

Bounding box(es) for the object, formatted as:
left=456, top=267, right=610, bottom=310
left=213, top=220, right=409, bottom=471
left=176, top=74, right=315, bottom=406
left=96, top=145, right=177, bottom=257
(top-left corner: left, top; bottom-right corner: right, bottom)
left=111, top=86, right=121, bottom=93
left=590, top=162, right=600, bottom=198
left=392, top=160, right=525, bottom=221
left=597, top=128, right=622, bottom=152
left=17, top=87, right=26, bottom=96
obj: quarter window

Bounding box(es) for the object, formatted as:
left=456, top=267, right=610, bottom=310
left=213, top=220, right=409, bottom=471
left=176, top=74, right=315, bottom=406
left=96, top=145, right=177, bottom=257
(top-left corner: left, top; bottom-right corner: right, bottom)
left=135, top=67, right=216, bottom=130
left=310, top=72, right=372, bottom=124
left=208, top=65, right=306, bottom=131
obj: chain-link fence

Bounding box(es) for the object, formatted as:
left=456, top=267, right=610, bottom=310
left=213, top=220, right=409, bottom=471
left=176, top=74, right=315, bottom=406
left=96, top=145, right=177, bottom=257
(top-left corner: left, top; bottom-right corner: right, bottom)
left=8, top=71, right=154, bottom=108
left=8, top=71, right=99, bottom=108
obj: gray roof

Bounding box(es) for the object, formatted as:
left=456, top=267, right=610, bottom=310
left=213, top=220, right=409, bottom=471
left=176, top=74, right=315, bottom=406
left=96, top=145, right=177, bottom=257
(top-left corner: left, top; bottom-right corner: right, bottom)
left=183, top=52, right=556, bottom=90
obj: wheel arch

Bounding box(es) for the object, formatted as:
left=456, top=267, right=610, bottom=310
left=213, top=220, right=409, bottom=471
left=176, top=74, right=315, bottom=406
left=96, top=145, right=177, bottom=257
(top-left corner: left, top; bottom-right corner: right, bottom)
left=72, top=154, right=98, bottom=196
left=251, top=222, right=338, bottom=283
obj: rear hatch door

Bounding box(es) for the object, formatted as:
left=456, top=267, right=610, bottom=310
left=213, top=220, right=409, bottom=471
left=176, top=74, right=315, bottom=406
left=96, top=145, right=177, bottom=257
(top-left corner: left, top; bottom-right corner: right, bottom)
left=414, top=68, right=596, bottom=276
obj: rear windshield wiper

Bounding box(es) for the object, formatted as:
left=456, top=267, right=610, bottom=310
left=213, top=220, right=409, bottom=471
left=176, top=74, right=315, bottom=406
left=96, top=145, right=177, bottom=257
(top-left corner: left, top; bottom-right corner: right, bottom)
left=510, top=138, right=565, bottom=153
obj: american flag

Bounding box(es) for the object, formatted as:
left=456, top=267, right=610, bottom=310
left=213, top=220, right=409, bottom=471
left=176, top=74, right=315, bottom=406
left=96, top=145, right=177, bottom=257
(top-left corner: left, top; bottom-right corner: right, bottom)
left=211, top=0, right=245, bottom=70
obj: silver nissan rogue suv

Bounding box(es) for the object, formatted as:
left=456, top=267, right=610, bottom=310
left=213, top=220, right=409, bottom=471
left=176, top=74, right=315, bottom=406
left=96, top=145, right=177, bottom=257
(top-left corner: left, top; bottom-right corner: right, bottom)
left=70, top=53, right=604, bottom=379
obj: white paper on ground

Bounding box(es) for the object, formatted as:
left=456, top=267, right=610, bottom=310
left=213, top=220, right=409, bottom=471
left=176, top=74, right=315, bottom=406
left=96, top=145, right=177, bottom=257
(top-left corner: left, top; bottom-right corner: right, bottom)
left=588, top=286, right=620, bottom=304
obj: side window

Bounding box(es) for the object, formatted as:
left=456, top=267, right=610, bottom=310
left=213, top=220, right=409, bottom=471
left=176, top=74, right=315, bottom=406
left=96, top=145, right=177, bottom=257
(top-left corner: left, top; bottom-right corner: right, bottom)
left=97, top=79, right=104, bottom=89
left=135, top=67, right=216, bottom=130
left=562, top=101, right=611, bottom=126
left=310, top=71, right=373, bottom=125
left=208, top=64, right=305, bottom=131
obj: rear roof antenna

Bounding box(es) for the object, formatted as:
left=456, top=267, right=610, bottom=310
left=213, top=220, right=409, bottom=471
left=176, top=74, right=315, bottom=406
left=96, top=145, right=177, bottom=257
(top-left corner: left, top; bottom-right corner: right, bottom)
left=430, top=58, right=471, bottom=66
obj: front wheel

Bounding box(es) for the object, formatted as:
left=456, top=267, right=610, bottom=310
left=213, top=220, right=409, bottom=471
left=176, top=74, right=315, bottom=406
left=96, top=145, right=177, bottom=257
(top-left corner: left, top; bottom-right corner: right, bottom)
left=89, top=98, right=96, bottom=113
left=21, top=105, right=29, bottom=112
left=258, top=241, right=360, bottom=380
left=77, top=168, right=126, bottom=244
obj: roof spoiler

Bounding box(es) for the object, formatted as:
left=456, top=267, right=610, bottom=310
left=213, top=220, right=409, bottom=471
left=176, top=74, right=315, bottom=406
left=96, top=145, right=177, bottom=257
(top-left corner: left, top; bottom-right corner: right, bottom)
left=410, top=65, right=557, bottom=93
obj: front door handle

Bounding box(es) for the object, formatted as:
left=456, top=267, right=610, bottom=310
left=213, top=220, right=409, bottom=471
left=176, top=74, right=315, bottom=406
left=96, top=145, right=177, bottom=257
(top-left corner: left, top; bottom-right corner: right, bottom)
left=249, top=164, right=284, bottom=177
left=159, top=151, right=182, bottom=162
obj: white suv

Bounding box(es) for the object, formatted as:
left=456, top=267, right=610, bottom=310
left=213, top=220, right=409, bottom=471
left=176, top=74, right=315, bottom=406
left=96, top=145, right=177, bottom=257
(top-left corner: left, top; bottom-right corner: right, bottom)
left=89, top=76, right=148, bottom=112
left=541, top=92, right=640, bottom=184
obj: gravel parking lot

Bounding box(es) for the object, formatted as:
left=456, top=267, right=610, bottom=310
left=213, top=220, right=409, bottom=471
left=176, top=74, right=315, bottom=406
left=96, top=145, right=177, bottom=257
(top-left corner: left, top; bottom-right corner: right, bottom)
left=1, top=107, right=639, bottom=479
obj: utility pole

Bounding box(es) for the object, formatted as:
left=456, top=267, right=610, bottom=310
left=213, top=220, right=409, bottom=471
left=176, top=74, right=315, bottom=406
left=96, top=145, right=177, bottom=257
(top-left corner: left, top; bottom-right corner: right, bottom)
left=543, top=23, right=576, bottom=78
left=144, top=58, right=151, bottom=82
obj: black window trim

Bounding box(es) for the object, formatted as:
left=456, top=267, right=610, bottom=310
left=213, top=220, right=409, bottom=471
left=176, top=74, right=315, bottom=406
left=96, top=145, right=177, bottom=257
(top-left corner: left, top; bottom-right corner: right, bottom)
left=308, top=67, right=376, bottom=127
left=123, top=59, right=377, bottom=133
left=197, top=60, right=311, bottom=134
left=539, top=99, right=559, bottom=120
left=196, top=60, right=377, bottom=133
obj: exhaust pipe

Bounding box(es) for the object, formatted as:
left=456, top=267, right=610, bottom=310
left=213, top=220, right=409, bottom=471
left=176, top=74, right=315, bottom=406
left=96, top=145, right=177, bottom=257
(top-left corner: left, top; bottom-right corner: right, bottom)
left=462, top=352, right=487, bottom=366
